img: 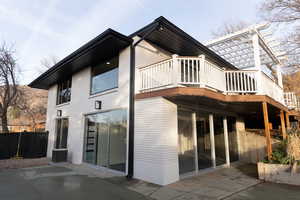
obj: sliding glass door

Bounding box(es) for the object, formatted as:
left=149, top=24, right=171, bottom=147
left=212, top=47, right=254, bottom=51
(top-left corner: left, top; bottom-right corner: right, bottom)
left=178, top=109, right=239, bottom=175
left=83, top=109, right=127, bottom=172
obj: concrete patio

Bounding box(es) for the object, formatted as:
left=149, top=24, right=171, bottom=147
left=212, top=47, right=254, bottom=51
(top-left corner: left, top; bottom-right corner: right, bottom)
left=107, top=164, right=262, bottom=200
left=1, top=162, right=300, bottom=200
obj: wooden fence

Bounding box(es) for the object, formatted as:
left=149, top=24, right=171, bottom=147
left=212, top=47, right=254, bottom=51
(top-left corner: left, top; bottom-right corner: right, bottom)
left=0, top=131, right=48, bottom=160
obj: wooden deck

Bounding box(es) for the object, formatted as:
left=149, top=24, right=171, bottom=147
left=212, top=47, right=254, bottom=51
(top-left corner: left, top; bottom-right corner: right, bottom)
left=136, top=87, right=288, bottom=112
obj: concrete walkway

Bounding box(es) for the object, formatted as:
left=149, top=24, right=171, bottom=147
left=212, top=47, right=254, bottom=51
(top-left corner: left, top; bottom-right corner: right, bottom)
left=108, top=164, right=262, bottom=200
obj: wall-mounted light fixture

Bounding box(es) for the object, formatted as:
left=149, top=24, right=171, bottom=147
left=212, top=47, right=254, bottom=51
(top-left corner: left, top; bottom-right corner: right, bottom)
left=95, top=100, right=102, bottom=110
left=57, top=110, right=62, bottom=117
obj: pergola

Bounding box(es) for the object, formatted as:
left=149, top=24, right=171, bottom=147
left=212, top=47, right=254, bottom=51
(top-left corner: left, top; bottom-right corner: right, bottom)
left=205, top=24, right=286, bottom=87
left=205, top=24, right=287, bottom=160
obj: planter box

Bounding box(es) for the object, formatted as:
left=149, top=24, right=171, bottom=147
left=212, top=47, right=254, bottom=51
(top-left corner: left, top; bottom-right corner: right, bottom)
left=52, top=149, right=68, bottom=163
left=258, top=162, right=300, bottom=186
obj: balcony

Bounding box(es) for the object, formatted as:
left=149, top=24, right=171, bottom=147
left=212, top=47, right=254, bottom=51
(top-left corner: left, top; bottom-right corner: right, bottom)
left=138, top=55, right=284, bottom=105
left=284, top=92, right=300, bottom=111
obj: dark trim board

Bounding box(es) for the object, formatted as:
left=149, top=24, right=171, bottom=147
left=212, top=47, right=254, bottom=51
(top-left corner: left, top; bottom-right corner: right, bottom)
left=130, top=16, right=237, bottom=70
left=29, top=29, right=133, bottom=89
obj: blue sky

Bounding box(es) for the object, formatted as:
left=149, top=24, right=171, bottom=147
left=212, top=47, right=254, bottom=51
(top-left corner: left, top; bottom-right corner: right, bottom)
left=0, top=0, right=264, bottom=84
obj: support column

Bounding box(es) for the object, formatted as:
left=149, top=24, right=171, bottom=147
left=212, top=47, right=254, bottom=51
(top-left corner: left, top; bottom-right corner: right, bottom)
left=286, top=112, right=291, bottom=130
left=192, top=112, right=198, bottom=173
left=223, top=117, right=230, bottom=167
left=172, top=54, right=179, bottom=87
left=280, top=110, right=287, bottom=140
left=199, top=54, right=206, bottom=87
left=252, top=33, right=263, bottom=94
left=262, top=102, right=272, bottom=160
left=209, top=114, right=216, bottom=168
left=276, top=65, right=283, bottom=88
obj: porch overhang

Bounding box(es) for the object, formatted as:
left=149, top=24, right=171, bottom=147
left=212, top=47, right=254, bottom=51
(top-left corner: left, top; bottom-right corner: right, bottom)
left=136, top=87, right=288, bottom=115
left=130, top=16, right=237, bottom=70
left=29, top=29, right=133, bottom=89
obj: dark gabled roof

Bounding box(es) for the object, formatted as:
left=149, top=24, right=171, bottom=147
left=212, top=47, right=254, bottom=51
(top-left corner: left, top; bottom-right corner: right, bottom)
left=130, top=16, right=237, bottom=70
left=29, top=16, right=237, bottom=90
left=29, top=29, right=133, bottom=89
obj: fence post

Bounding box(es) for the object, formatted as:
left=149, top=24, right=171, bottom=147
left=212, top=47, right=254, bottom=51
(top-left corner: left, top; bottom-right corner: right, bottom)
left=14, top=131, right=24, bottom=159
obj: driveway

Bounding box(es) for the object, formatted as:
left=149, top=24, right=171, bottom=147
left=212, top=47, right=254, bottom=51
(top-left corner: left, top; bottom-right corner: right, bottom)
left=224, top=182, right=300, bottom=200
left=1, top=163, right=300, bottom=200
left=0, top=165, right=151, bottom=200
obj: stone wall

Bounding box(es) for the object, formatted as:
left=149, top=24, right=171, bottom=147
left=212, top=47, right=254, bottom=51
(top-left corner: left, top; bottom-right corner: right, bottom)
left=236, top=118, right=280, bottom=164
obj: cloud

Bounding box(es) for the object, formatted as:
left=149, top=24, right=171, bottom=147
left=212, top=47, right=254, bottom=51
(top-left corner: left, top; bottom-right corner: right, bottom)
left=0, top=0, right=146, bottom=84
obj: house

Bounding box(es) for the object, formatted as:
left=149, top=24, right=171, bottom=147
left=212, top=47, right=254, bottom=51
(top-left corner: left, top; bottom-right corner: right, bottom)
left=29, top=16, right=300, bottom=185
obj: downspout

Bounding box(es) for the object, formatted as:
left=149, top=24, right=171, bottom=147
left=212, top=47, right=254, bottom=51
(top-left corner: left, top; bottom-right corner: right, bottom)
left=127, top=23, right=160, bottom=178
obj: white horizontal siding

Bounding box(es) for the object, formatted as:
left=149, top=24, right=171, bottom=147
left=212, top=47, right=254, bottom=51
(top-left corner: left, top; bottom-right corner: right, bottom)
left=134, top=97, right=179, bottom=185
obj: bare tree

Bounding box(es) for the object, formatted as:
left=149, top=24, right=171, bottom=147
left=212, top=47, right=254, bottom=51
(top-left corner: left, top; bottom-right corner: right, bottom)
left=15, top=86, right=47, bottom=130
left=261, top=0, right=300, bottom=23
left=211, top=21, right=250, bottom=38
left=0, top=43, right=18, bottom=132
left=38, top=55, right=59, bottom=74
left=261, top=0, right=300, bottom=71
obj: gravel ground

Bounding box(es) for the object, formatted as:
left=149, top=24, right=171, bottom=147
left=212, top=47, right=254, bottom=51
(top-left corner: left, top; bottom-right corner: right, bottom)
left=0, top=158, right=50, bottom=169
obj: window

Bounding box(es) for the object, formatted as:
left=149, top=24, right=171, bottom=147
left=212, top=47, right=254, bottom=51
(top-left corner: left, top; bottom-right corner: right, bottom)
left=91, top=56, right=118, bottom=95
left=55, top=118, right=68, bottom=149
left=57, top=78, right=72, bottom=105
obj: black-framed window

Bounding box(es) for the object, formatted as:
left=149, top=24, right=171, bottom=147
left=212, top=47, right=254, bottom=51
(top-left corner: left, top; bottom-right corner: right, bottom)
left=91, top=56, right=118, bottom=95
left=57, top=78, right=72, bottom=105
left=55, top=118, right=68, bottom=149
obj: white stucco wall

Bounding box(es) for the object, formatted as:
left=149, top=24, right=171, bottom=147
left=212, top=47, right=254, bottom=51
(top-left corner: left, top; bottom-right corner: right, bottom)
left=134, top=37, right=171, bottom=93
left=134, top=97, right=179, bottom=185
left=45, top=39, right=172, bottom=173
left=46, top=46, right=131, bottom=165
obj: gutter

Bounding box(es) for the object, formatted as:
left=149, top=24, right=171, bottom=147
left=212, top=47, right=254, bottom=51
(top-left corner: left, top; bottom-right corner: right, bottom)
left=127, top=22, right=159, bottom=178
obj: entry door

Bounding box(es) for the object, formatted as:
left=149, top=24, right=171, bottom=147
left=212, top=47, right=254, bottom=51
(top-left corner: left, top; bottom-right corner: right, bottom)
left=83, top=109, right=127, bottom=172
left=96, top=116, right=109, bottom=167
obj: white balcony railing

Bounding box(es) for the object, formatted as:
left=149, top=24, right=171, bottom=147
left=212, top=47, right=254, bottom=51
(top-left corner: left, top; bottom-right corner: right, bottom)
left=225, top=70, right=258, bottom=93
left=139, top=56, right=226, bottom=92
left=284, top=92, right=300, bottom=110
left=138, top=55, right=285, bottom=104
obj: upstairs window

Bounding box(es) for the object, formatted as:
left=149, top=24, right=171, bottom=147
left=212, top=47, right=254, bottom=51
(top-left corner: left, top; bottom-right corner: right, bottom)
left=91, top=56, right=118, bottom=95
left=57, top=78, right=72, bottom=105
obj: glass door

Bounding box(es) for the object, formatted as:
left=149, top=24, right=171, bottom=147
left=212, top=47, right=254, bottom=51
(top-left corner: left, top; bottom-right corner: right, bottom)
left=196, top=115, right=213, bottom=169
left=178, top=110, right=195, bottom=174
left=83, top=109, right=127, bottom=172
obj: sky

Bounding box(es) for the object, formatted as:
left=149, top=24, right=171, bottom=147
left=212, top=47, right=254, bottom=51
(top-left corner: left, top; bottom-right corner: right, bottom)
left=0, top=0, right=264, bottom=85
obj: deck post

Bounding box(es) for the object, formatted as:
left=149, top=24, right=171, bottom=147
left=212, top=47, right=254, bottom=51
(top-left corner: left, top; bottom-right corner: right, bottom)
left=285, top=112, right=291, bottom=130
left=199, top=55, right=206, bottom=88
left=262, top=102, right=272, bottom=160
left=209, top=114, right=216, bottom=168
left=276, top=65, right=283, bottom=88
left=191, top=112, right=198, bottom=173
left=223, top=117, right=230, bottom=167
left=280, top=110, right=287, bottom=140
left=172, top=54, right=179, bottom=87
left=252, top=34, right=263, bottom=94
